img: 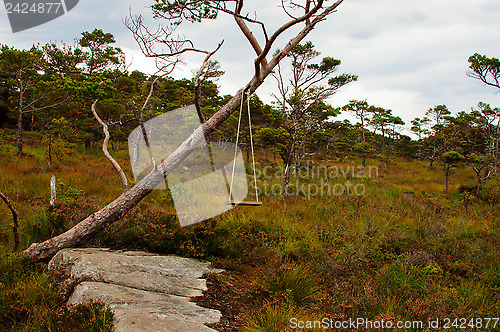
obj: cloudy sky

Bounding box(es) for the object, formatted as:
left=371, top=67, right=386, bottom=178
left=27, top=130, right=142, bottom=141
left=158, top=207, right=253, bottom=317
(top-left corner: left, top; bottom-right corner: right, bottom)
left=1, top=0, right=500, bottom=135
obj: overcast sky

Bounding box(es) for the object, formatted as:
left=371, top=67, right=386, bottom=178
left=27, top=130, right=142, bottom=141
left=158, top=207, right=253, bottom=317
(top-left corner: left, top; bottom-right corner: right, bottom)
left=1, top=0, right=500, bottom=136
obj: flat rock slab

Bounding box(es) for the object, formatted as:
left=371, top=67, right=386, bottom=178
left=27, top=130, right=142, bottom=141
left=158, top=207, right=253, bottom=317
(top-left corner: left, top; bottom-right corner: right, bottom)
left=48, top=248, right=223, bottom=332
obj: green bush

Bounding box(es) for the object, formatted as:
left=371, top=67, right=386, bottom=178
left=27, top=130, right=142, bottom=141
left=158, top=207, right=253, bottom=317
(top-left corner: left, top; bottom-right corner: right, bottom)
left=94, top=206, right=224, bottom=259
left=245, top=304, right=323, bottom=332
left=0, top=254, right=59, bottom=330
left=56, top=180, right=82, bottom=203
left=255, top=263, right=321, bottom=307
left=0, top=252, right=114, bottom=332
left=478, top=177, right=500, bottom=203
left=54, top=301, right=114, bottom=332
left=377, top=259, right=442, bottom=303
left=245, top=304, right=295, bottom=332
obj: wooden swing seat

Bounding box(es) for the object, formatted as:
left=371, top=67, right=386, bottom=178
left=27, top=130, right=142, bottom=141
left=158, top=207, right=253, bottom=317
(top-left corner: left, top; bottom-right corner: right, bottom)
left=226, top=91, right=262, bottom=208
left=225, top=201, right=262, bottom=206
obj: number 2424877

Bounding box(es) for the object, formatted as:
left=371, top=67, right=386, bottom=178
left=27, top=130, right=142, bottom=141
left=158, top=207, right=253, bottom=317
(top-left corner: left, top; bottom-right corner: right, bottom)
left=5, top=2, right=63, bottom=14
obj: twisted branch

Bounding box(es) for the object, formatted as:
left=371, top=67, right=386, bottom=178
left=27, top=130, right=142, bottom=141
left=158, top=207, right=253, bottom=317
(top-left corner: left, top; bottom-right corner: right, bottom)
left=91, top=100, right=129, bottom=192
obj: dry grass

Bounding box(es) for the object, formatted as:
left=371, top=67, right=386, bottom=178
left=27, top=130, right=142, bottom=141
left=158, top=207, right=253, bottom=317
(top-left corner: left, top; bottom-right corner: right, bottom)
left=1, top=129, right=500, bottom=331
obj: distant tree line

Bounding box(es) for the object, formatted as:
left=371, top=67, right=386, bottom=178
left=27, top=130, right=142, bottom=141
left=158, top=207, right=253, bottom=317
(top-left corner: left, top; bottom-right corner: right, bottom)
left=1, top=30, right=499, bottom=194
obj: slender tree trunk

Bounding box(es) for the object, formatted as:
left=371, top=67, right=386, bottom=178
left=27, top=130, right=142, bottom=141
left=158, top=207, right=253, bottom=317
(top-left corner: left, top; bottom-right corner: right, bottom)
left=476, top=171, right=482, bottom=192
left=362, top=153, right=366, bottom=174
left=16, top=110, right=23, bottom=155
left=445, top=165, right=449, bottom=195
left=16, top=82, right=25, bottom=156
left=382, top=133, right=387, bottom=172
left=283, top=159, right=292, bottom=198
left=283, top=133, right=297, bottom=198
left=50, top=175, right=56, bottom=206
left=246, top=144, right=250, bottom=165
left=429, top=152, right=436, bottom=170
left=361, top=123, right=366, bottom=174
left=418, top=140, right=422, bottom=159
left=47, top=130, right=52, bottom=165
left=194, top=83, right=206, bottom=124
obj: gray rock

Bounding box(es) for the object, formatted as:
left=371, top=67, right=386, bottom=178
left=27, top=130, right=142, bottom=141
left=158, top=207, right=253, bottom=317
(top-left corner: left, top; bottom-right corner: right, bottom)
left=49, top=248, right=223, bottom=332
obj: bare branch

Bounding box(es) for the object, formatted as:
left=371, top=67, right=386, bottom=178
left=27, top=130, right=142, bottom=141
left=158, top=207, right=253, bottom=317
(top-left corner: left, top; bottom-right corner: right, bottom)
left=141, top=76, right=161, bottom=115
left=22, top=98, right=67, bottom=113
left=0, top=190, right=19, bottom=252
left=91, top=100, right=129, bottom=192
left=280, top=0, right=299, bottom=20
left=206, top=1, right=269, bottom=42
left=271, top=61, right=291, bottom=122
left=255, top=0, right=334, bottom=78
left=264, top=0, right=344, bottom=78
left=467, top=70, right=500, bottom=90
left=230, top=0, right=268, bottom=64
left=124, top=13, right=211, bottom=59
left=305, top=0, right=311, bottom=25
left=193, top=40, right=224, bottom=123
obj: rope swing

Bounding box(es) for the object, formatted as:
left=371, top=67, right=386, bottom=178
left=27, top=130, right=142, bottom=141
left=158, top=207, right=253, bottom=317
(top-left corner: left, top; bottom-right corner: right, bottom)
left=226, top=90, right=262, bottom=206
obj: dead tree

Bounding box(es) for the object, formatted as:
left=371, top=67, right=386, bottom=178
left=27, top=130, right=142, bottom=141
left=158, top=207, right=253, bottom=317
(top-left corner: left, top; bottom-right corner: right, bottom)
left=23, top=0, right=347, bottom=261
left=125, top=28, right=182, bottom=162
left=91, top=100, right=129, bottom=191
left=271, top=41, right=356, bottom=197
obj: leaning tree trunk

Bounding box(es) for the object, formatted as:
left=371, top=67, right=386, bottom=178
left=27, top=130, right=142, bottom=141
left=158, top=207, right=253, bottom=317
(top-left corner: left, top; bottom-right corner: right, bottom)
left=21, top=5, right=340, bottom=261
left=22, top=67, right=267, bottom=261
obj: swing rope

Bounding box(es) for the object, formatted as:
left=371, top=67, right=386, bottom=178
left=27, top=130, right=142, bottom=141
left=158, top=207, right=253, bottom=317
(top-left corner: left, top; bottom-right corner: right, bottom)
left=227, top=91, right=244, bottom=202
left=227, top=90, right=259, bottom=204
left=247, top=91, right=259, bottom=203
